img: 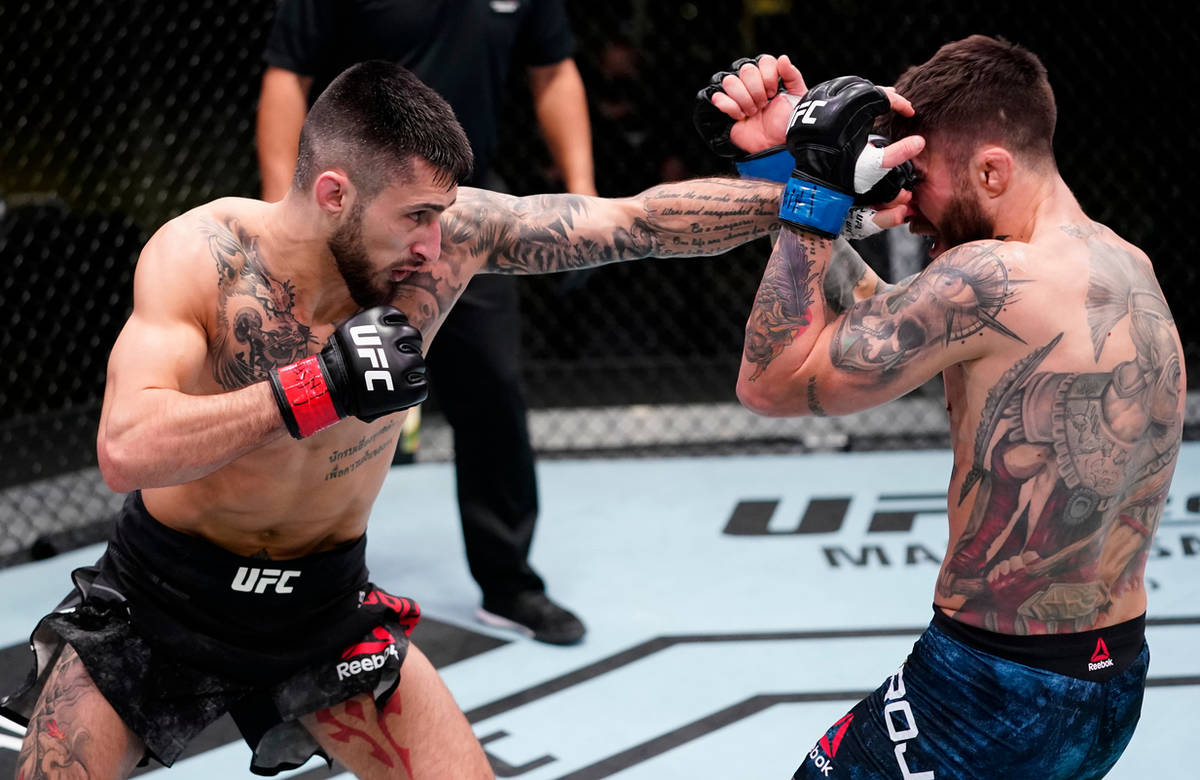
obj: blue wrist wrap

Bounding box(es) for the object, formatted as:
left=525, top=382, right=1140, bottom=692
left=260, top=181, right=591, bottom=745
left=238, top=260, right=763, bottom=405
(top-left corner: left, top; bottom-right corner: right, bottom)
left=733, top=147, right=794, bottom=183
left=778, top=177, right=853, bottom=237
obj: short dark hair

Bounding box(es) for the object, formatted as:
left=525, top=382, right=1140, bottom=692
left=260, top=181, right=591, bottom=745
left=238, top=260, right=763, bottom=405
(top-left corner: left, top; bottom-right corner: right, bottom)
left=293, top=61, right=473, bottom=199
left=879, top=35, right=1057, bottom=170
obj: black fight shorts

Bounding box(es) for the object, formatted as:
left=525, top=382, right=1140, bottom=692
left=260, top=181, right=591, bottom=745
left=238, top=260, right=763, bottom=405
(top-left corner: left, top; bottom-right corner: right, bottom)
left=0, top=491, right=422, bottom=774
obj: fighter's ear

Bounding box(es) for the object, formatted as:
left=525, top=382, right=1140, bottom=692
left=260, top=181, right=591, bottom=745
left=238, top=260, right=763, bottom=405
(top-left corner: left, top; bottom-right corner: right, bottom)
left=314, top=169, right=353, bottom=215
left=976, top=146, right=1012, bottom=197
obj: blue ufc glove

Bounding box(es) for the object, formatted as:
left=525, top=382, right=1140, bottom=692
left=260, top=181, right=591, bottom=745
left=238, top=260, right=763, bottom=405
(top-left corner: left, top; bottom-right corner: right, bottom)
left=778, top=76, right=892, bottom=236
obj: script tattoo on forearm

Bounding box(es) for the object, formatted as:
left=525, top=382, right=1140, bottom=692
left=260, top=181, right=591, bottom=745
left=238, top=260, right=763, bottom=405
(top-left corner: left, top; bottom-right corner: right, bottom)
left=831, top=242, right=1024, bottom=378
left=200, top=217, right=317, bottom=389
left=743, top=229, right=818, bottom=380
left=939, top=233, right=1183, bottom=634
left=806, top=377, right=827, bottom=417
left=640, top=179, right=782, bottom=258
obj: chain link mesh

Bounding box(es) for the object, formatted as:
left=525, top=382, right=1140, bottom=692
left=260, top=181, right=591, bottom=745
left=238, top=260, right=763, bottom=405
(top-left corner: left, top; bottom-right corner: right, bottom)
left=3, top=0, right=1197, bottom=561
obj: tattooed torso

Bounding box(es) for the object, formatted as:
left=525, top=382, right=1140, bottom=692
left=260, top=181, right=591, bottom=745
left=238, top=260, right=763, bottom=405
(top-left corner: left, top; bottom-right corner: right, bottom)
left=745, top=217, right=1183, bottom=635
left=140, top=180, right=783, bottom=556
left=141, top=202, right=405, bottom=556
left=932, top=224, right=1184, bottom=634
left=906, top=226, right=1185, bottom=634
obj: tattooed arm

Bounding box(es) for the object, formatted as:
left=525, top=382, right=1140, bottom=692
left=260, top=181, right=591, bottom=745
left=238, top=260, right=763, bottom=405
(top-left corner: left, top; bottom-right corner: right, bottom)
left=395, top=177, right=783, bottom=337
left=97, top=218, right=288, bottom=492
left=738, top=233, right=1026, bottom=417
left=463, top=177, right=783, bottom=271
left=824, top=238, right=896, bottom=313
left=396, top=178, right=890, bottom=338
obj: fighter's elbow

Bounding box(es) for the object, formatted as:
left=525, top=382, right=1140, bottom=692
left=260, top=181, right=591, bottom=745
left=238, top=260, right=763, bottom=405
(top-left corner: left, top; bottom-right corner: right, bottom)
left=736, top=377, right=806, bottom=418
left=96, top=433, right=143, bottom=493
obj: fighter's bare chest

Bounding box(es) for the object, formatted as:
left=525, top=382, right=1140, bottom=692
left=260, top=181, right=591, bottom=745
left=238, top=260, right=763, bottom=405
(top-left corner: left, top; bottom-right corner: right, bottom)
left=207, top=286, right=328, bottom=391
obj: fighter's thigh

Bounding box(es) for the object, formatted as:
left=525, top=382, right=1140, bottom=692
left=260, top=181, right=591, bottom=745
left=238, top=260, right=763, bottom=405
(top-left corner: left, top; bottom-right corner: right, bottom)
left=300, top=643, right=492, bottom=780
left=16, top=643, right=146, bottom=779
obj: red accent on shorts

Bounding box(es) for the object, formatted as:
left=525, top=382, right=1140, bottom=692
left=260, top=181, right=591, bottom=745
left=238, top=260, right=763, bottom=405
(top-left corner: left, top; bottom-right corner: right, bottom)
left=276, top=356, right=340, bottom=437
left=819, top=712, right=854, bottom=758
left=362, top=588, right=422, bottom=636
left=1091, top=637, right=1110, bottom=663
left=342, top=626, right=396, bottom=659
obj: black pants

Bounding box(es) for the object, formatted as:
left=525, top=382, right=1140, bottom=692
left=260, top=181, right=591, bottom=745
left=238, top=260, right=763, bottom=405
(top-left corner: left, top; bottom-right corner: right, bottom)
left=425, top=272, right=545, bottom=603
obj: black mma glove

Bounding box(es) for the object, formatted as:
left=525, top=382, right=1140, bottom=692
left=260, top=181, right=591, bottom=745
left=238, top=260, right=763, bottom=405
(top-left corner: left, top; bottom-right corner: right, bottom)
left=694, top=55, right=797, bottom=183
left=268, top=305, right=428, bottom=439
left=778, top=76, right=892, bottom=237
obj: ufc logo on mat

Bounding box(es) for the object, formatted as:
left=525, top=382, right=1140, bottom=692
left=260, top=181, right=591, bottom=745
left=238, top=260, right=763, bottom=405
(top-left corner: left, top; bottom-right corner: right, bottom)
left=349, top=324, right=394, bottom=392
left=231, top=567, right=301, bottom=594
left=793, top=99, right=828, bottom=125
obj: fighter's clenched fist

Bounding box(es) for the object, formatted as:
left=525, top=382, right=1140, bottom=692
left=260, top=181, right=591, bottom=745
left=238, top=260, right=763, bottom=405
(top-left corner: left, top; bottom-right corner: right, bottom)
left=270, top=305, right=428, bottom=438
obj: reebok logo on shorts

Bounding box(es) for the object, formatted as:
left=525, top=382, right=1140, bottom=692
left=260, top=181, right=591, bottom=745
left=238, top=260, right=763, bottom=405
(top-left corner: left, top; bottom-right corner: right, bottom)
left=1089, top=637, right=1114, bottom=672
left=809, top=712, right=853, bottom=775
left=336, top=626, right=399, bottom=681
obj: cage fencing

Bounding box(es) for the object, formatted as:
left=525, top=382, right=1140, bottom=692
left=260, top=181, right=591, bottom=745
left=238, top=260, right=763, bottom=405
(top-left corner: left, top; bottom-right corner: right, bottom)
left=2, top=0, right=1197, bottom=562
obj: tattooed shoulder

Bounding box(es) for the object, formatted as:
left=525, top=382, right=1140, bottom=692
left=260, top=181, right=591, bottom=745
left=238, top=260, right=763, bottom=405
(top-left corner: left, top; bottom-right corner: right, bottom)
left=199, top=216, right=317, bottom=390
left=439, top=188, right=519, bottom=260
left=1059, top=221, right=1103, bottom=240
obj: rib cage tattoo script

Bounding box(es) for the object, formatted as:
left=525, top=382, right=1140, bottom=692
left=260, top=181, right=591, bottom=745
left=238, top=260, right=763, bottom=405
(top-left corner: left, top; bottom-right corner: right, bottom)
left=941, top=233, right=1182, bottom=634
left=201, top=218, right=317, bottom=390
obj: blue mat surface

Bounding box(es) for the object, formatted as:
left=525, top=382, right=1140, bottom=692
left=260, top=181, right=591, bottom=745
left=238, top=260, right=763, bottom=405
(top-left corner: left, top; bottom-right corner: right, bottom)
left=3, top=445, right=1197, bottom=778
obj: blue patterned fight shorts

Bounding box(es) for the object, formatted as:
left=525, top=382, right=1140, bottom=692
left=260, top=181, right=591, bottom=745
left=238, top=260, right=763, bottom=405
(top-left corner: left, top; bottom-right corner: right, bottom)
left=794, top=610, right=1147, bottom=779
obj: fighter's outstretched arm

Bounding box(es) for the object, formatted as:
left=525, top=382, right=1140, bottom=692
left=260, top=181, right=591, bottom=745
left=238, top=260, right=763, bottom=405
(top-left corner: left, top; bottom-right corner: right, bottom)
left=394, top=177, right=784, bottom=338
left=392, top=177, right=896, bottom=342
left=459, top=177, right=783, bottom=273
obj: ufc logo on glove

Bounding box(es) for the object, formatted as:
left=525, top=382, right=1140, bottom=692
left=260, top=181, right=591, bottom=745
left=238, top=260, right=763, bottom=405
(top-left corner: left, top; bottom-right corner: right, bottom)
left=270, top=305, right=429, bottom=438
left=350, top=324, right=394, bottom=392
left=792, top=99, right=828, bottom=125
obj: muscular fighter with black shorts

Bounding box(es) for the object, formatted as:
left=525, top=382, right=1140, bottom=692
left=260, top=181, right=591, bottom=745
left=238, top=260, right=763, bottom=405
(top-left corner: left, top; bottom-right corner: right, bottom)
left=697, top=40, right=1184, bottom=778
left=0, top=61, right=836, bottom=778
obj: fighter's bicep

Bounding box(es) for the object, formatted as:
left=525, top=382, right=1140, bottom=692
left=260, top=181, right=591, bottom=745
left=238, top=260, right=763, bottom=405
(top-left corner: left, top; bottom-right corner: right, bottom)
left=799, top=317, right=966, bottom=416
left=105, top=232, right=214, bottom=400
left=809, top=243, right=1021, bottom=411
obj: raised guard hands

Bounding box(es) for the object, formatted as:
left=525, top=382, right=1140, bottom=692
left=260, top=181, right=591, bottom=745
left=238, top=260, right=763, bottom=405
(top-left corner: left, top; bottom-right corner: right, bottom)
left=696, top=54, right=924, bottom=237
left=696, top=54, right=807, bottom=161
left=694, top=54, right=807, bottom=181
left=270, top=306, right=429, bottom=439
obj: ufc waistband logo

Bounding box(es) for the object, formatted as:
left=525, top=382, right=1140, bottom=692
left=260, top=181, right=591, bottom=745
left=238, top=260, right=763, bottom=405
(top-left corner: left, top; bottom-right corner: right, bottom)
left=231, top=566, right=301, bottom=594
left=793, top=99, right=828, bottom=125
left=350, top=325, right=394, bottom=392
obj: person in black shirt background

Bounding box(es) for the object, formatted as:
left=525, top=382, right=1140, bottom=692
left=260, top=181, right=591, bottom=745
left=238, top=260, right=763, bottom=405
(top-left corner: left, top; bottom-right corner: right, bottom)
left=256, top=0, right=595, bottom=645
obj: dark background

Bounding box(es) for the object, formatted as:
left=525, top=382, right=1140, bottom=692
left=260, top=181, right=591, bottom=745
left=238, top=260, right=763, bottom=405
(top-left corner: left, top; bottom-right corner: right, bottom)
left=2, top=0, right=1197, bottom=491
